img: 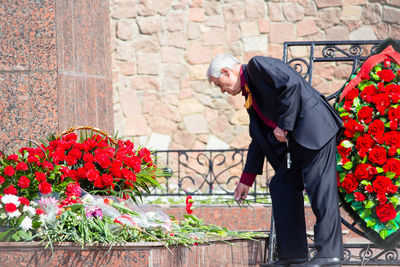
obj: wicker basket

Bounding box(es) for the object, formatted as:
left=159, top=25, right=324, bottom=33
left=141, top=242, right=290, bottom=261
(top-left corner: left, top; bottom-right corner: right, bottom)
left=56, top=126, right=117, bottom=145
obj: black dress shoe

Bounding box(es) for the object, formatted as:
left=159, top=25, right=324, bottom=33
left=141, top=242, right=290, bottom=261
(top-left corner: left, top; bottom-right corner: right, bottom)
left=260, top=258, right=308, bottom=267
left=291, top=257, right=341, bottom=267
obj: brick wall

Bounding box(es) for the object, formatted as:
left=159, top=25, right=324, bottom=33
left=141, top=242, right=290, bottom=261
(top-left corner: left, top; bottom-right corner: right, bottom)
left=111, top=0, right=400, bottom=152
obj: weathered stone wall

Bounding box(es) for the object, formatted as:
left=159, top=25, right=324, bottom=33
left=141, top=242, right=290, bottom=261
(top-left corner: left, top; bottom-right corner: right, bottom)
left=111, top=0, right=400, bottom=151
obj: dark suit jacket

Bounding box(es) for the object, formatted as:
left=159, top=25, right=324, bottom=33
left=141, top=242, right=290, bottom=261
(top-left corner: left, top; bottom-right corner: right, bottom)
left=242, top=56, right=343, bottom=175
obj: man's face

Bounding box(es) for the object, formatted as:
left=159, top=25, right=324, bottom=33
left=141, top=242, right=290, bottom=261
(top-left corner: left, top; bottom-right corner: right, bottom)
left=210, top=68, right=241, bottom=96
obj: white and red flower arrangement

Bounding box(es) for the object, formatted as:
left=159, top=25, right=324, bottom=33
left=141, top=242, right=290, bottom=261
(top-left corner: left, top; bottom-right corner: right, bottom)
left=336, top=43, right=400, bottom=247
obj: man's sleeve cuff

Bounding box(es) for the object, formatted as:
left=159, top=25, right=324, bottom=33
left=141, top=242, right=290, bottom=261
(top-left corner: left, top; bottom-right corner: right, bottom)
left=239, top=172, right=257, bottom=187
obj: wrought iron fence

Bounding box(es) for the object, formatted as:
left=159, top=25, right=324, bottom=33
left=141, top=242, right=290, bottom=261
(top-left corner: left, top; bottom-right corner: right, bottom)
left=145, top=149, right=271, bottom=202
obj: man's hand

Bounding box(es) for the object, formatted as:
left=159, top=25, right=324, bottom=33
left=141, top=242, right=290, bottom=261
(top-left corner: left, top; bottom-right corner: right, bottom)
left=274, top=126, right=288, bottom=142
left=234, top=182, right=250, bottom=202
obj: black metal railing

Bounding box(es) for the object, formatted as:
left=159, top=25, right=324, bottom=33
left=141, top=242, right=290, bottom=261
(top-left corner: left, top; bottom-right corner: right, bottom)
left=146, top=149, right=271, bottom=202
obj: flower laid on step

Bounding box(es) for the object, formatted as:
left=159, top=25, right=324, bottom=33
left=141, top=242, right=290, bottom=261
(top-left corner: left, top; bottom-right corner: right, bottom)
left=0, top=194, right=42, bottom=242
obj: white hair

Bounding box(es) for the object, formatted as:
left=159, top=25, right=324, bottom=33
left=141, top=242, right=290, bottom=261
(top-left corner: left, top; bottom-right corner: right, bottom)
left=206, top=54, right=240, bottom=83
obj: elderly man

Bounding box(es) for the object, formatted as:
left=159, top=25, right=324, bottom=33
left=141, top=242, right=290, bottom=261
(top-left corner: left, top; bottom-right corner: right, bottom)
left=207, top=54, right=344, bottom=267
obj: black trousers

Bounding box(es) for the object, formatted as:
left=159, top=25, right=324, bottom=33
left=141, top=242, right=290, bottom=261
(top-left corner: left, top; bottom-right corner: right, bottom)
left=269, top=136, right=343, bottom=259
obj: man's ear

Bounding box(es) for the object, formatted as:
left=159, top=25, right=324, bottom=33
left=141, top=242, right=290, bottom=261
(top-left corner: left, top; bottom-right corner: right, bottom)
left=220, top=67, right=230, bottom=77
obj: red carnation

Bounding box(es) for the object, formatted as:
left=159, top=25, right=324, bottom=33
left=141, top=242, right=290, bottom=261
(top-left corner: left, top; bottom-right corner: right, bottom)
left=66, top=182, right=81, bottom=197
left=18, top=176, right=30, bottom=189
left=36, top=208, right=44, bottom=215
left=101, top=174, right=114, bottom=188
left=341, top=173, right=359, bottom=193
left=15, top=162, right=28, bottom=171
left=64, top=132, right=78, bottom=142
left=357, top=106, right=374, bottom=124
left=35, top=171, right=47, bottom=182
left=18, top=197, right=30, bottom=206
left=39, top=182, right=52, bottom=195
left=354, top=164, right=375, bottom=181
left=360, top=85, right=378, bottom=103
left=4, top=203, right=17, bottom=213
left=377, top=69, right=396, bottom=82
left=7, top=154, right=19, bottom=161
left=27, top=156, right=39, bottom=165
left=368, top=146, right=387, bottom=165
left=376, top=203, right=396, bottom=223
left=373, top=176, right=393, bottom=194
left=4, top=166, right=15, bottom=177
left=4, top=185, right=17, bottom=195
left=42, top=161, right=54, bottom=171
left=354, top=192, right=366, bottom=201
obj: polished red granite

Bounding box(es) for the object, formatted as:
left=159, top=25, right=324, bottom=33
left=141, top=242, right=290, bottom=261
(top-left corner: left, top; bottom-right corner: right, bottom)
left=0, top=0, right=113, bottom=150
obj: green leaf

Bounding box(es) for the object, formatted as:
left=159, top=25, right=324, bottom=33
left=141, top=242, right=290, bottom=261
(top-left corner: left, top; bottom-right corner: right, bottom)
left=345, top=193, right=355, bottom=202
left=365, top=200, right=375, bottom=209
left=376, top=167, right=384, bottom=173
left=380, top=229, right=389, bottom=239
left=351, top=201, right=363, bottom=211
left=366, top=218, right=377, bottom=227
left=361, top=156, right=368, bottom=164
left=361, top=180, right=371, bottom=186
left=391, top=196, right=400, bottom=207
left=386, top=171, right=396, bottom=179
left=343, top=161, right=353, bottom=170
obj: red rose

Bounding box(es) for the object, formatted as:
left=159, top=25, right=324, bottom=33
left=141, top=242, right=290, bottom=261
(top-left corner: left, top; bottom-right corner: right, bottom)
left=376, top=203, right=397, bottom=222
left=341, top=173, right=359, bottom=193
left=388, top=146, right=397, bottom=157
left=357, top=106, right=374, bottom=124
left=383, top=158, right=400, bottom=177
left=385, top=83, right=400, bottom=102
left=15, top=162, right=28, bottom=171
left=388, top=184, right=398, bottom=194
left=368, top=146, right=387, bottom=165
left=35, top=172, right=47, bottom=182
left=355, top=134, right=375, bottom=153
left=0, top=176, right=5, bottom=185
left=4, top=166, right=15, bottom=177
left=368, top=119, right=385, bottom=137
left=372, top=93, right=391, bottom=114
left=354, top=192, right=366, bottom=201
left=39, top=181, right=52, bottom=195
left=373, top=175, right=393, bottom=194
left=389, top=106, right=400, bottom=121
left=365, top=184, right=374, bottom=193
left=377, top=193, right=387, bottom=204
left=345, top=88, right=359, bottom=102
left=377, top=69, right=396, bottom=82
left=18, top=197, right=30, bottom=206
left=18, top=176, right=30, bottom=189
left=4, top=203, right=17, bottom=213
left=384, top=131, right=400, bottom=147
left=4, top=185, right=17, bottom=195
left=390, top=120, right=398, bottom=130
left=360, top=85, right=378, bottom=103
left=354, top=164, right=375, bottom=181
left=344, top=119, right=364, bottom=138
